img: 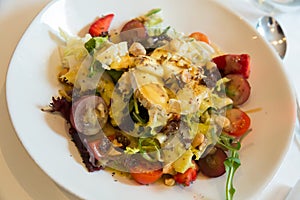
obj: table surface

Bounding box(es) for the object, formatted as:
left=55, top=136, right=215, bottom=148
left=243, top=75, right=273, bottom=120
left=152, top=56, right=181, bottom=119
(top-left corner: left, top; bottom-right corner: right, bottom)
left=1, top=0, right=300, bottom=199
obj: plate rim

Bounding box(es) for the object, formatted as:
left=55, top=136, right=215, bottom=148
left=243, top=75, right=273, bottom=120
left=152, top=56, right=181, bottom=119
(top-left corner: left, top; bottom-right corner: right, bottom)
left=5, top=0, right=297, bottom=199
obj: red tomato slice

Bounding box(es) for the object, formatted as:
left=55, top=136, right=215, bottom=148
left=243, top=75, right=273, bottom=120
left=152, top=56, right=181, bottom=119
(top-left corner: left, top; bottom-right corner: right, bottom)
left=130, top=169, right=163, bottom=185
left=173, top=162, right=199, bottom=186
left=224, top=108, right=251, bottom=137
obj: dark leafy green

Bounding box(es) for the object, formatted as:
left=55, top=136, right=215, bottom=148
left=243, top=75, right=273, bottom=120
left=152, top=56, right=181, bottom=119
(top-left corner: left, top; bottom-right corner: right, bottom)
left=85, top=38, right=96, bottom=53
left=106, top=69, right=124, bottom=83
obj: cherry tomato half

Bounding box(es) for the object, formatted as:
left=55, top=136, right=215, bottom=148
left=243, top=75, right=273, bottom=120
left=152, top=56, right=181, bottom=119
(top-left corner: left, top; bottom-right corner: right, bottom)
left=131, top=169, right=163, bottom=185
left=224, top=108, right=251, bottom=137
left=173, top=161, right=199, bottom=186
left=189, top=32, right=210, bottom=44
left=130, top=158, right=163, bottom=185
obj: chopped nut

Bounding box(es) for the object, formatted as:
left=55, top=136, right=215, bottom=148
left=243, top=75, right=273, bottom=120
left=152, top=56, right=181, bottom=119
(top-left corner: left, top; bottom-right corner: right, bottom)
left=164, top=177, right=176, bottom=186
left=215, top=115, right=230, bottom=128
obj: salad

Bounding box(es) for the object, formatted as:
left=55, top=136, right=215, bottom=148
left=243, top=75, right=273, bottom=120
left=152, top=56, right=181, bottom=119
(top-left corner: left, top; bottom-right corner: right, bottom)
left=43, top=9, right=252, bottom=200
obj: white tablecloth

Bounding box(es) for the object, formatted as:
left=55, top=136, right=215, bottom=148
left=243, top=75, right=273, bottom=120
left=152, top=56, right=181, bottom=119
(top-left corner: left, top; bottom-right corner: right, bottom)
left=0, top=0, right=299, bottom=199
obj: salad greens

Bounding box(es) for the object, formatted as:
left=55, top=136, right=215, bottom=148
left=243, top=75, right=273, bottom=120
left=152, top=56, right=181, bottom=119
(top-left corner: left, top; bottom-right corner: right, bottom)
left=46, top=8, right=252, bottom=200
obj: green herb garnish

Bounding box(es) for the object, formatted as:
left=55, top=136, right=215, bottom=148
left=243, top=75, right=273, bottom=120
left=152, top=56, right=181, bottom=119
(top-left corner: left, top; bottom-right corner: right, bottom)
left=224, top=146, right=241, bottom=200
left=218, top=130, right=251, bottom=200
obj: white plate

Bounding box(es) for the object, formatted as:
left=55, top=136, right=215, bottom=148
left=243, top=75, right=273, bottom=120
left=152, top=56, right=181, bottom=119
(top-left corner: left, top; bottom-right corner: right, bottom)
left=6, top=0, right=296, bottom=199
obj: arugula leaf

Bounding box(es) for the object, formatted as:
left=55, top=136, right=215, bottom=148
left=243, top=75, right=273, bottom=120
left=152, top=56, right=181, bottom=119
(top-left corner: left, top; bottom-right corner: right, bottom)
left=217, top=129, right=251, bottom=200
left=224, top=145, right=241, bottom=200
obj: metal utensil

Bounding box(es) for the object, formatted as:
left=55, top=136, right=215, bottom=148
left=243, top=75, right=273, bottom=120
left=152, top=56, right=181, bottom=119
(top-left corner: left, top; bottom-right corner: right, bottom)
left=256, top=15, right=287, bottom=59
left=256, top=15, right=300, bottom=134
